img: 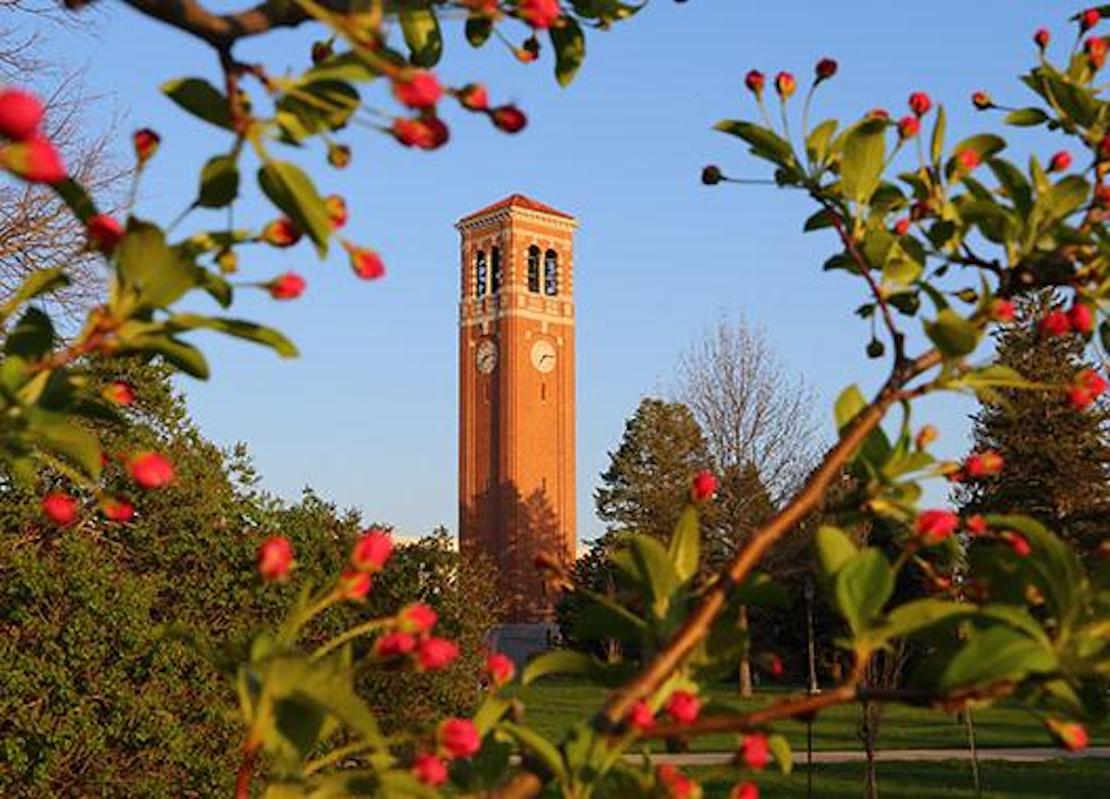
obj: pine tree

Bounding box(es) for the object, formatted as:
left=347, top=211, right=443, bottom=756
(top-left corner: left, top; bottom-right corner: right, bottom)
left=956, top=292, right=1110, bottom=561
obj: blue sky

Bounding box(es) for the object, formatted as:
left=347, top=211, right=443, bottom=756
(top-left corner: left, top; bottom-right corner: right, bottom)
left=28, top=1, right=1075, bottom=541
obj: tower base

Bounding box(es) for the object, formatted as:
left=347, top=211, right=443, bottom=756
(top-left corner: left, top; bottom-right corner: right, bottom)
left=489, top=623, right=559, bottom=666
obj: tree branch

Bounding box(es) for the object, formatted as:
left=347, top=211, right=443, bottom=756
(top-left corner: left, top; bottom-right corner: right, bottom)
left=110, top=0, right=318, bottom=48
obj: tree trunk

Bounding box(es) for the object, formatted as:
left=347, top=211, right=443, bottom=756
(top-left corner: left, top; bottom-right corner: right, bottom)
left=738, top=604, right=753, bottom=697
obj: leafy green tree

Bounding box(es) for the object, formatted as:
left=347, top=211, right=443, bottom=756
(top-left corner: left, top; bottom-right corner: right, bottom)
left=594, top=397, right=711, bottom=540
left=955, top=292, right=1110, bottom=561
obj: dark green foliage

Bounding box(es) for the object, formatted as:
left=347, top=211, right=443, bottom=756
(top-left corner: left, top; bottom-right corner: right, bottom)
left=956, top=293, right=1110, bottom=561
left=0, top=361, right=498, bottom=796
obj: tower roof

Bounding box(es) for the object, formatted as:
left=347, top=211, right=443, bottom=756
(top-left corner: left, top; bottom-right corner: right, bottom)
left=457, top=194, right=575, bottom=225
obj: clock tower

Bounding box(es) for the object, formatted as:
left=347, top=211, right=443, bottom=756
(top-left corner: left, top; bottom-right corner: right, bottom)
left=456, top=195, right=577, bottom=624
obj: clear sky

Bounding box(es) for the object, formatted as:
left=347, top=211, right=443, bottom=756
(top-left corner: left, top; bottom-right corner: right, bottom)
left=27, top=1, right=1074, bottom=542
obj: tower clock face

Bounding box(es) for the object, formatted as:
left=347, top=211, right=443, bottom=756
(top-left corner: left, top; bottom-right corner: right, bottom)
left=531, top=339, right=556, bottom=373
left=476, top=340, right=498, bottom=373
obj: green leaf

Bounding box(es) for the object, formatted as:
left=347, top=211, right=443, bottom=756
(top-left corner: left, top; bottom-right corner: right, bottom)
left=924, top=309, right=979, bottom=358
left=522, top=650, right=596, bottom=685
left=498, top=722, right=566, bottom=781
left=803, top=208, right=835, bottom=232
left=805, top=119, right=838, bottom=166
left=946, top=134, right=1006, bottom=178
left=5, top=307, right=54, bottom=358
left=465, top=16, right=493, bottom=47
left=815, top=525, right=857, bottom=577
left=121, top=333, right=210, bottom=379
left=625, top=533, right=679, bottom=615
left=277, top=80, right=360, bottom=141
left=161, top=77, right=233, bottom=130
left=1044, top=175, right=1091, bottom=220
left=197, top=155, right=240, bottom=208
left=116, top=219, right=198, bottom=309
left=840, top=118, right=887, bottom=205
left=768, top=733, right=793, bottom=774
left=930, top=105, right=946, bottom=168
left=881, top=599, right=972, bottom=639
left=987, top=158, right=1032, bottom=216
left=551, top=17, right=586, bottom=86
left=304, top=52, right=382, bottom=84
left=938, top=626, right=1057, bottom=691
left=834, top=548, right=894, bottom=635
left=573, top=588, right=648, bottom=644
left=834, top=384, right=867, bottom=432
left=167, top=314, right=298, bottom=358
left=0, top=268, right=69, bottom=323
left=667, top=505, right=700, bottom=583
left=26, top=409, right=102, bottom=480
left=258, top=161, right=331, bottom=256
left=1004, top=107, right=1049, bottom=127
left=400, top=8, right=443, bottom=66
left=714, top=120, right=796, bottom=168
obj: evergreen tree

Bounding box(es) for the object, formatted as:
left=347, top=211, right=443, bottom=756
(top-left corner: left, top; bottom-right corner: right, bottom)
left=594, top=397, right=712, bottom=540
left=956, top=292, right=1110, bottom=561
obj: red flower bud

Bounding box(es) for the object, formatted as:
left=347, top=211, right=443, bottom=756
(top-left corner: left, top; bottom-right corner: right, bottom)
left=744, top=70, right=766, bottom=96
left=656, top=764, right=698, bottom=799
left=1, top=136, right=66, bottom=183
left=457, top=83, right=489, bottom=111
left=965, top=514, right=988, bottom=535
left=1096, top=182, right=1110, bottom=207
left=343, top=241, right=386, bottom=280
left=908, top=91, right=932, bottom=117
left=740, top=733, right=770, bottom=769
left=417, top=637, right=460, bottom=671
left=691, top=469, right=717, bottom=502
left=101, top=497, right=135, bottom=523
left=392, top=116, right=450, bottom=150
left=893, top=217, right=911, bottom=236
left=815, top=58, right=838, bottom=81
left=1080, top=8, right=1101, bottom=32
left=133, top=128, right=160, bottom=164
left=731, top=783, right=760, bottom=799
left=1100, top=135, right=1110, bottom=161
left=774, top=71, right=796, bottom=99
left=128, top=451, right=175, bottom=489
left=915, top=424, right=938, bottom=448
left=398, top=602, right=438, bottom=635
left=341, top=570, right=373, bottom=600
left=956, top=148, right=981, bottom=172
left=412, top=753, right=448, bottom=786
left=628, top=699, right=655, bottom=731
left=490, top=105, right=527, bottom=134
left=915, top=509, right=958, bottom=544
left=768, top=654, right=784, bottom=678
left=325, top=194, right=348, bottom=230
left=103, top=380, right=135, bottom=406
left=1041, top=309, right=1072, bottom=337
left=991, top=298, right=1016, bottom=322
left=0, top=88, right=43, bottom=141
left=866, top=108, right=890, bottom=120
left=664, top=690, right=701, bottom=725
left=486, top=652, right=516, bottom=687
left=965, top=450, right=1004, bottom=478
left=391, top=70, right=444, bottom=109
left=1005, top=532, right=1032, bottom=557
left=351, top=527, right=393, bottom=572
left=518, top=0, right=562, bottom=29
left=1086, top=35, right=1108, bottom=70
left=258, top=536, right=294, bottom=581
left=1071, top=368, right=1109, bottom=411
left=86, top=214, right=124, bottom=254
left=327, top=142, right=351, bottom=169
left=897, top=116, right=920, bottom=140
left=971, top=91, right=993, bottom=110
left=1048, top=151, right=1073, bottom=173
left=438, top=718, right=480, bottom=759
left=374, top=631, right=417, bottom=658
left=1034, top=28, right=1051, bottom=51
left=42, top=492, right=79, bottom=526
left=1047, top=718, right=1089, bottom=751
left=1068, top=302, right=1094, bottom=334
left=311, top=39, right=333, bottom=64
left=268, top=272, right=306, bottom=300
left=261, top=217, right=302, bottom=247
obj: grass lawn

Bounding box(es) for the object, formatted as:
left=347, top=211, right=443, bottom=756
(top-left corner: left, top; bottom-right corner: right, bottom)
left=512, top=678, right=1107, bottom=753
left=693, top=759, right=1110, bottom=798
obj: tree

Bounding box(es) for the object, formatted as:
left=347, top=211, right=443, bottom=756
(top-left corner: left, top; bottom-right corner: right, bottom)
left=677, top=316, right=819, bottom=695
left=955, top=292, right=1110, bottom=562
left=594, top=397, right=711, bottom=540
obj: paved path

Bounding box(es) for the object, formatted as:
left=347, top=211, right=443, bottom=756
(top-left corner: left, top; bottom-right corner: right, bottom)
left=642, top=746, right=1110, bottom=766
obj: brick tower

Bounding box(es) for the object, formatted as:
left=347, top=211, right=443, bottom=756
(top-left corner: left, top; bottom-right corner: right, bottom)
left=456, top=194, right=577, bottom=624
